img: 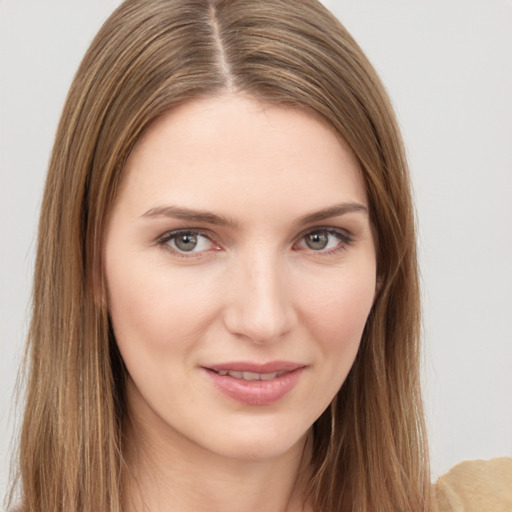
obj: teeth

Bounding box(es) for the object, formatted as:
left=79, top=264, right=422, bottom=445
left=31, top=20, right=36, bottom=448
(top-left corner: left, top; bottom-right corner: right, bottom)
left=213, top=370, right=282, bottom=380
left=259, top=372, right=278, bottom=380
left=243, top=371, right=260, bottom=381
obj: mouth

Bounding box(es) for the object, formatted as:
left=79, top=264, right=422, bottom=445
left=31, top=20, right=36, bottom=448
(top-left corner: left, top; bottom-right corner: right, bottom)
left=202, top=361, right=306, bottom=406
left=209, top=369, right=288, bottom=381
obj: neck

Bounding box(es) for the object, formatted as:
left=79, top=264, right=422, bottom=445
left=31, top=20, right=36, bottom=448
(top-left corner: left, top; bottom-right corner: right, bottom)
left=122, top=402, right=313, bottom=512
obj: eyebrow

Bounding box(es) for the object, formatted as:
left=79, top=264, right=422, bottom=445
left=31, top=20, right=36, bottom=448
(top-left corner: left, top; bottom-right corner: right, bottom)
left=296, top=202, right=368, bottom=225
left=141, top=202, right=367, bottom=227
left=142, top=205, right=237, bottom=227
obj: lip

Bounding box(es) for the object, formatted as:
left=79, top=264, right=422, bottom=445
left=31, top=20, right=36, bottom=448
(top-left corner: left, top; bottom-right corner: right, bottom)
left=207, top=361, right=304, bottom=374
left=202, top=361, right=306, bottom=406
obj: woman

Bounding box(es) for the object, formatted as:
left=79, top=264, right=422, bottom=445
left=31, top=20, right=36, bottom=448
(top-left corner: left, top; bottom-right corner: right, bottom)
left=9, top=0, right=431, bottom=510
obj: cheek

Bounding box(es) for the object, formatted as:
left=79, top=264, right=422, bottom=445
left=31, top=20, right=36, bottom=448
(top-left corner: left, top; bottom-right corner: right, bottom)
left=290, top=263, right=376, bottom=417
left=105, top=255, right=220, bottom=364
left=300, top=264, right=376, bottom=356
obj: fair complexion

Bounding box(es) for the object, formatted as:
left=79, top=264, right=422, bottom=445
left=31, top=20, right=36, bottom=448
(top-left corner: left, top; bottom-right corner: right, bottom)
left=104, top=95, right=377, bottom=512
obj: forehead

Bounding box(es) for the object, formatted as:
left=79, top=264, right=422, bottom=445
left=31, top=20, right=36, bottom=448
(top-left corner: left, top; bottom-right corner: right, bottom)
left=117, top=94, right=367, bottom=219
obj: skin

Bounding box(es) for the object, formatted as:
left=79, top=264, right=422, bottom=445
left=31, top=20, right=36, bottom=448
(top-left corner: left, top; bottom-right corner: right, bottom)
left=104, top=94, right=377, bottom=512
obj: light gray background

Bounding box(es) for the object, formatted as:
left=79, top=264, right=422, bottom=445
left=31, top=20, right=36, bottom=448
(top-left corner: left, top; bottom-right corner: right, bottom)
left=1, top=0, right=511, bottom=499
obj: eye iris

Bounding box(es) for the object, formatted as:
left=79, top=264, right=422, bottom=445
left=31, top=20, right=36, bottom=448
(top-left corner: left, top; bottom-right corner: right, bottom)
left=306, top=232, right=329, bottom=250
left=174, top=233, right=198, bottom=251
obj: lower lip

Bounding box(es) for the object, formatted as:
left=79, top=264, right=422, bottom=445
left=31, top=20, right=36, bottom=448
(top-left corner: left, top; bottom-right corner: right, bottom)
left=204, top=368, right=304, bottom=406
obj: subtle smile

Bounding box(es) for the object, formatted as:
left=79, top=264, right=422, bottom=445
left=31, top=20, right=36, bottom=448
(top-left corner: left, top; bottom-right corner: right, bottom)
left=210, top=369, right=287, bottom=380
left=203, top=362, right=306, bottom=406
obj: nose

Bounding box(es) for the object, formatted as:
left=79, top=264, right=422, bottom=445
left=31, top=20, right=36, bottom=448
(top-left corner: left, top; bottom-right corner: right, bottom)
left=222, top=253, right=297, bottom=344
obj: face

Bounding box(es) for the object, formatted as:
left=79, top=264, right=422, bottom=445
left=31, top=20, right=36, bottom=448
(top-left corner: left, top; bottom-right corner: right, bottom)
left=104, top=95, right=377, bottom=462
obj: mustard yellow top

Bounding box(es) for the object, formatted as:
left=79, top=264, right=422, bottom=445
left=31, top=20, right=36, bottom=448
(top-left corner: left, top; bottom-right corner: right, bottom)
left=433, top=457, right=512, bottom=512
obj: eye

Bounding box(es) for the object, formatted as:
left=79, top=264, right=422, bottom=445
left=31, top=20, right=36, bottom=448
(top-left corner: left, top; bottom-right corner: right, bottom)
left=158, top=230, right=217, bottom=254
left=295, top=228, right=352, bottom=253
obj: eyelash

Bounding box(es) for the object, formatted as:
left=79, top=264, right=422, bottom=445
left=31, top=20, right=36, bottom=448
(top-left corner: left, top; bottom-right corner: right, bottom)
left=156, top=227, right=354, bottom=258
left=294, top=228, right=354, bottom=255
left=156, top=229, right=217, bottom=258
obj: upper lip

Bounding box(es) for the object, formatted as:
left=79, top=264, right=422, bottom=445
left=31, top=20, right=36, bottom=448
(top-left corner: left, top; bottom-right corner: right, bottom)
left=204, top=361, right=306, bottom=373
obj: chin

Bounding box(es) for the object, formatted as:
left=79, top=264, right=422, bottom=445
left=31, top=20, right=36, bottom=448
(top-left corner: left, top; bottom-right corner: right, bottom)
left=207, top=430, right=309, bottom=462
left=223, top=416, right=313, bottom=458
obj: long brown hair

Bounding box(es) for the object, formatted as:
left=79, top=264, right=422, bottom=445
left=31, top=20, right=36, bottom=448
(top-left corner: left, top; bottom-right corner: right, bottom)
left=10, top=0, right=431, bottom=510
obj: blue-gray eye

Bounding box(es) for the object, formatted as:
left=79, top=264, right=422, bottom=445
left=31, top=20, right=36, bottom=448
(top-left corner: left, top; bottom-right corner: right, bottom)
left=297, top=229, right=350, bottom=252
left=161, top=231, right=215, bottom=253
left=173, top=233, right=198, bottom=252
left=304, top=232, right=329, bottom=250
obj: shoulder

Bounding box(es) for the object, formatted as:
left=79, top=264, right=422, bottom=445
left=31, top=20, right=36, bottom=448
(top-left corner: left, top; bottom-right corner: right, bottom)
left=432, top=457, right=512, bottom=512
